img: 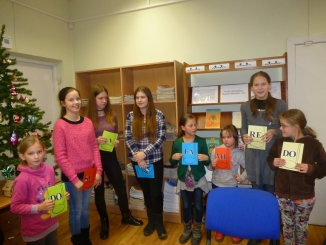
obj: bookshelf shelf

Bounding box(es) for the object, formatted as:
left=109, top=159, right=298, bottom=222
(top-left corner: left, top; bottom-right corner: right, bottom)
left=76, top=61, right=184, bottom=224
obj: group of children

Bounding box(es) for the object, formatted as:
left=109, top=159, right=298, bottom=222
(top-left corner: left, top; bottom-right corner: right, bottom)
left=8, top=70, right=326, bottom=245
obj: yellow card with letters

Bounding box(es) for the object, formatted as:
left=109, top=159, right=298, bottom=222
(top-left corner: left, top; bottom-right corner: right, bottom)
left=279, top=142, right=304, bottom=171
left=99, top=130, right=118, bottom=152
left=247, top=125, right=267, bottom=150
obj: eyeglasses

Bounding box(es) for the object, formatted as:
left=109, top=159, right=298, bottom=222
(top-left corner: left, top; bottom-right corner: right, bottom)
left=280, top=124, right=292, bottom=128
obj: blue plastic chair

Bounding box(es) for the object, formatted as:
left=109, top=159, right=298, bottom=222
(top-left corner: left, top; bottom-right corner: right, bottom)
left=205, top=187, right=280, bottom=245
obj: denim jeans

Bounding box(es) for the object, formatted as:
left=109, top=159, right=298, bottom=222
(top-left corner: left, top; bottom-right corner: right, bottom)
left=251, top=181, right=275, bottom=195
left=180, top=187, right=204, bottom=223
left=64, top=181, right=92, bottom=235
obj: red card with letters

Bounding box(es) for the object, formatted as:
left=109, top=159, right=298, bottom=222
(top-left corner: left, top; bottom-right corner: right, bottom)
left=214, top=148, right=231, bottom=170
left=82, top=167, right=97, bottom=190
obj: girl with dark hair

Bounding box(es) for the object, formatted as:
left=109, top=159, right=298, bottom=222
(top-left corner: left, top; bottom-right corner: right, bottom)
left=241, top=71, right=287, bottom=245
left=125, top=86, right=167, bottom=240
left=208, top=124, right=246, bottom=243
left=267, top=109, right=326, bottom=245
left=169, top=114, right=210, bottom=245
left=53, top=87, right=102, bottom=245
left=85, top=85, right=143, bottom=240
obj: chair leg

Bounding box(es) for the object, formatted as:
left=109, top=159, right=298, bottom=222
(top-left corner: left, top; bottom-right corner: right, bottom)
left=206, top=229, right=211, bottom=245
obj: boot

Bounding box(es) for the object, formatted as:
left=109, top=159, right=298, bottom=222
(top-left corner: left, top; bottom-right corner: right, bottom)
left=191, top=222, right=202, bottom=245
left=143, top=209, right=155, bottom=236
left=70, top=234, right=83, bottom=245
left=179, top=221, right=192, bottom=244
left=81, top=225, right=92, bottom=245
left=121, top=211, right=144, bottom=226
left=153, top=213, right=167, bottom=240
left=100, top=215, right=109, bottom=240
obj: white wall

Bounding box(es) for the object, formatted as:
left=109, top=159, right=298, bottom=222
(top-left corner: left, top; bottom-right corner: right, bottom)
left=0, top=0, right=75, bottom=88
left=70, top=0, right=326, bottom=71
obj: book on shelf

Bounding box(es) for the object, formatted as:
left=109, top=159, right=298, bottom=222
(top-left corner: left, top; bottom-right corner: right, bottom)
left=182, top=142, right=198, bottom=165
left=205, top=109, right=221, bottom=129
left=206, top=137, right=221, bottom=154
left=213, top=147, right=231, bottom=170
left=247, top=125, right=267, bottom=150
left=279, top=142, right=304, bottom=172
left=232, top=111, right=242, bottom=128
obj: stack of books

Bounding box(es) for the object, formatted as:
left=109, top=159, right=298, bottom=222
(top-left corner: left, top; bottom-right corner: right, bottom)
left=81, top=99, right=88, bottom=106
left=124, top=95, right=134, bottom=103
left=163, top=179, right=179, bottom=213
left=127, top=163, right=134, bottom=174
left=109, top=96, right=122, bottom=104
left=156, top=85, right=175, bottom=101
left=104, top=184, right=118, bottom=205
left=129, top=183, right=145, bottom=210
left=166, top=122, right=177, bottom=140
left=163, top=162, right=178, bottom=178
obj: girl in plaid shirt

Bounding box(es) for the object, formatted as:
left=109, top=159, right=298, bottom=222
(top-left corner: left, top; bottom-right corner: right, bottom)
left=125, top=86, right=167, bottom=240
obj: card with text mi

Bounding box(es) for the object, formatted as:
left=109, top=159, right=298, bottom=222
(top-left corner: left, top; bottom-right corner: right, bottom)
left=279, top=142, right=304, bottom=171
left=135, top=164, right=154, bottom=178
left=247, top=125, right=267, bottom=150
left=214, top=147, right=231, bottom=170
left=82, top=167, right=97, bottom=190
left=182, top=142, right=198, bottom=165
left=99, top=130, right=118, bottom=152
left=44, top=183, right=67, bottom=218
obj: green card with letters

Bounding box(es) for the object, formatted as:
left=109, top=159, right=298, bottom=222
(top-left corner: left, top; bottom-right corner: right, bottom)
left=99, top=130, right=118, bottom=152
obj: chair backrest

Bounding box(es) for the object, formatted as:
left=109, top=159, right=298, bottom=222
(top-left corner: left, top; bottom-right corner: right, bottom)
left=205, top=187, right=280, bottom=240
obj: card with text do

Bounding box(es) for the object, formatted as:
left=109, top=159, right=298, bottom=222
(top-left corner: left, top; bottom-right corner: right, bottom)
left=279, top=142, right=304, bottom=171
left=247, top=125, right=267, bottom=150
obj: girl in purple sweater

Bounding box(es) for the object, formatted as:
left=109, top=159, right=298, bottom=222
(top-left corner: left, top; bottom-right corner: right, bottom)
left=11, top=135, right=69, bottom=245
left=53, top=87, right=103, bottom=245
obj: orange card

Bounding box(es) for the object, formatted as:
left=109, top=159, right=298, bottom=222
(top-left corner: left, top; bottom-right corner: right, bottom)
left=82, top=167, right=97, bottom=190
left=214, top=148, right=231, bottom=170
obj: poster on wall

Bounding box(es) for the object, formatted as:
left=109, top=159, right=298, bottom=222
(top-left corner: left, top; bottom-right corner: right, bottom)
left=220, top=84, right=249, bottom=103
left=192, top=86, right=219, bottom=104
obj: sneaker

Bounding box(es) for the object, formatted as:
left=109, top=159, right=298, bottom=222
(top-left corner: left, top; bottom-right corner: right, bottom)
left=232, top=237, right=242, bottom=244
left=214, top=232, right=224, bottom=242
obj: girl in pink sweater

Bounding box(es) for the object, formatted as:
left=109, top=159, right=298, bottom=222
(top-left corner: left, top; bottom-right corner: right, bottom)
left=53, top=87, right=103, bottom=245
left=11, top=135, right=69, bottom=245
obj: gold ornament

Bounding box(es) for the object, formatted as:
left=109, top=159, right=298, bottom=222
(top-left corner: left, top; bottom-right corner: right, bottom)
left=25, top=97, right=29, bottom=103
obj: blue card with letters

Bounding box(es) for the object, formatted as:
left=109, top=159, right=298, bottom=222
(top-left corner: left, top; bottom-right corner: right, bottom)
left=135, top=164, right=155, bottom=178
left=182, top=142, right=198, bottom=165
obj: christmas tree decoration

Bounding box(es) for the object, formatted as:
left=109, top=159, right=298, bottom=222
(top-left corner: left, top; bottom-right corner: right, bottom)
left=1, top=166, right=14, bottom=179
left=0, top=25, right=54, bottom=176
left=43, top=130, right=53, bottom=140
left=10, top=131, right=18, bottom=146
left=13, top=114, right=21, bottom=124
left=11, top=84, right=18, bottom=96
left=34, top=131, right=39, bottom=137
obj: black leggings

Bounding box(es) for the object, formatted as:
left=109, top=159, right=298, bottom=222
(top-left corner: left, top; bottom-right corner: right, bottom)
left=95, top=149, right=129, bottom=217
left=131, top=158, right=164, bottom=214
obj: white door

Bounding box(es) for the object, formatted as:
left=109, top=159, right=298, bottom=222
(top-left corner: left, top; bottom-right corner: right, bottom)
left=14, top=59, right=58, bottom=168
left=288, top=34, right=326, bottom=225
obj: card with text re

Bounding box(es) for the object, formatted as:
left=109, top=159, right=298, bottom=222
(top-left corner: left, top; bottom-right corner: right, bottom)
left=247, top=125, right=267, bottom=150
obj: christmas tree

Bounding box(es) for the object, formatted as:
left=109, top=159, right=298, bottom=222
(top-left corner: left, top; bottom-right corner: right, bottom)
left=0, top=25, right=53, bottom=178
